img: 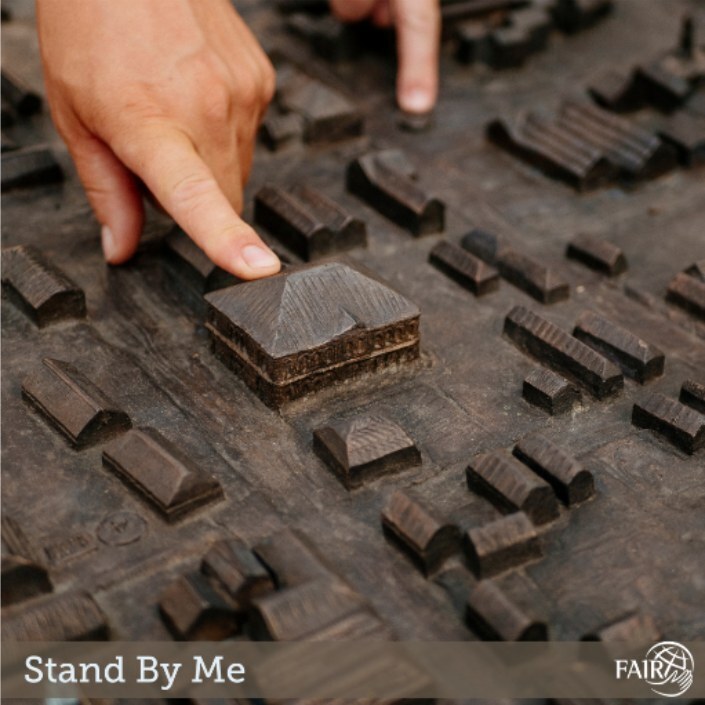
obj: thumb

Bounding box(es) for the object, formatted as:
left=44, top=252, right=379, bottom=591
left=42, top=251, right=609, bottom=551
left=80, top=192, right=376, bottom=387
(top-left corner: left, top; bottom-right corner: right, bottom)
left=69, top=136, right=145, bottom=264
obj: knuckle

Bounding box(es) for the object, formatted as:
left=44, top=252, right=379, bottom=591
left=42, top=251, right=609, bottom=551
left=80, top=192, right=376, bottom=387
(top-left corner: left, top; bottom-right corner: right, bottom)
left=200, top=80, right=234, bottom=124
left=170, top=174, right=218, bottom=210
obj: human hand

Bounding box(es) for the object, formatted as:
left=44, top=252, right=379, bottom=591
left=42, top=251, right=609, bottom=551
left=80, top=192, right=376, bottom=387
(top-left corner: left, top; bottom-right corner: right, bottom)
left=329, top=0, right=441, bottom=115
left=36, top=0, right=281, bottom=279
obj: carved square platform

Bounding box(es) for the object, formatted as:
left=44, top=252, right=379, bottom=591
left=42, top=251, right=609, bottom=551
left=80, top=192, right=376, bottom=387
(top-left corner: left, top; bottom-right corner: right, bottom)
left=205, top=262, right=420, bottom=408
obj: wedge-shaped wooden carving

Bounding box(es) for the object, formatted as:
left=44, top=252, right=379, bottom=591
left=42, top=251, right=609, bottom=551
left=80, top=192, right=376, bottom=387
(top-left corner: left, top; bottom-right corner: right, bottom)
left=381, top=490, right=461, bottom=575
left=253, top=529, right=333, bottom=589
left=22, top=358, right=131, bottom=448
left=461, top=228, right=569, bottom=303
left=201, top=538, right=274, bottom=606
left=513, top=434, right=594, bottom=506
left=573, top=311, right=665, bottom=383
left=556, top=100, right=677, bottom=180
left=313, top=414, right=421, bottom=489
left=163, top=226, right=238, bottom=293
left=2, top=245, right=86, bottom=326
left=347, top=149, right=445, bottom=235
left=277, top=70, right=363, bottom=144
left=566, top=234, right=627, bottom=276
left=523, top=367, right=580, bottom=415
left=1, top=516, right=52, bottom=606
left=465, top=512, right=542, bottom=578
left=467, top=450, right=559, bottom=525
left=498, top=248, right=570, bottom=304
left=159, top=572, right=239, bottom=640
left=589, top=69, right=645, bottom=113
left=659, top=111, right=705, bottom=167
left=429, top=240, right=499, bottom=296
left=466, top=580, right=548, bottom=641
left=487, top=112, right=616, bottom=191
left=632, top=393, right=705, bottom=454
left=254, top=184, right=366, bottom=261
left=205, top=262, right=420, bottom=408
left=680, top=379, right=705, bottom=415
left=504, top=305, right=624, bottom=399
left=250, top=575, right=369, bottom=640
left=666, top=271, right=705, bottom=321
left=1, top=590, right=109, bottom=641
left=1, top=145, right=63, bottom=191
left=102, top=428, right=223, bottom=521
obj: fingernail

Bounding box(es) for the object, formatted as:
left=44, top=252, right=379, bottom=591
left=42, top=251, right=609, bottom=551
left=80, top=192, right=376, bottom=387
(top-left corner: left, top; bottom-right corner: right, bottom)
left=242, top=244, right=280, bottom=270
left=101, top=225, right=117, bottom=262
left=400, top=88, right=433, bottom=114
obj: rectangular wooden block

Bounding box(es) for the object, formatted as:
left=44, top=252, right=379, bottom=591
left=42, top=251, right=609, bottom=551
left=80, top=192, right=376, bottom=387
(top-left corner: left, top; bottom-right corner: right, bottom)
left=497, top=248, right=570, bottom=304
left=22, top=358, right=131, bottom=449
left=573, top=311, right=665, bottom=383
left=2, top=245, right=85, bottom=326
left=523, top=367, right=580, bottom=415
left=466, top=450, right=559, bottom=525
left=632, top=393, right=705, bottom=454
left=666, top=271, right=705, bottom=320
left=381, top=490, right=461, bottom=575
left=465, top=511, right=542, bottom=578
left=429, top=240, right=500, bottom=296
left=254, top=183, right=366, bottom=260
left=347, top=149, right=445, bottom=236
left=102, top=428, right=224, bottom=521
left=680, top=379, right=705, bottom=415
left=566, top=233, right=627, bottom=275
left=504, top=305, right=623, bottom=399
left=1, top=145, right=63, bottom=191
left=513, top=434, right=594, bottom=506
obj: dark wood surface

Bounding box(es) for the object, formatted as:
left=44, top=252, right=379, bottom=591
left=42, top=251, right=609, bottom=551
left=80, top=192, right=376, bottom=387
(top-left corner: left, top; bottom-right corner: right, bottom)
left=1, top=0, right=704, bottom=660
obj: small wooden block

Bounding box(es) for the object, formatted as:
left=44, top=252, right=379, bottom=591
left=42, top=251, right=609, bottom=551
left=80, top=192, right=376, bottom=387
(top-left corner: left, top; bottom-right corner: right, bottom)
left=465, top=511, right=542, bottom=578
left=159, top=572, right=239, bottom=640
left=504, top=305, right=624, bottom=399
left=680, top=379, right=705, bottom=415
left=1, top=590, right=109, bottom=641
left=253, top=529, right=333, bottom=589
left=381, top=490, right=461, bottom=575
left=254, top=183, right=366, bottom=261
left=685, top=259, right=705, bottom=282
left=667, top=271, right=705, bottom=320
left=313, top=413, right=421, bottom=489
left=102, top=428, right=224, bottom=521
left=201, top=538, right=274, bottom=606
left=573, top=311, right=665, bottom=383
left=278, top=72, right=363, bottom=144
left=632, top=393, right=705, bottom=454
left=2, top=245, right=86, bottom=326
left=466, top=580, right=548, bottom=641
left=347, top=149, right=445, bottom=236
left=466, top=450, right=560, bottom=525
left=566, top=234, right=628, bottom=276
left=249, top=576, right=368, bottom=640
left=497, top=248, right=570, bottom=304
left=523, top=367, right=580, bottom=415
left=429, top=240, right=500, bottom=296
left=513, top=434, right=594, bottom=506
left=163, top=226, right=239, bottom=293
left=22, top=358, right=131, bottom=449
left=260, top=111, right=305, bottom=151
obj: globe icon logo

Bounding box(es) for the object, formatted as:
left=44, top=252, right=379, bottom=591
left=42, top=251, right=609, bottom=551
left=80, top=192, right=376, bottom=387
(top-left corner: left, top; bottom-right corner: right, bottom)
left=644, top=641, right=694, bottom=697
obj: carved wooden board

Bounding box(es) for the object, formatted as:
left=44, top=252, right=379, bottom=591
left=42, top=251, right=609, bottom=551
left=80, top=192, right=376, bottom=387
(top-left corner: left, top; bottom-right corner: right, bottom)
left=1, top=0, right=704, bottom=682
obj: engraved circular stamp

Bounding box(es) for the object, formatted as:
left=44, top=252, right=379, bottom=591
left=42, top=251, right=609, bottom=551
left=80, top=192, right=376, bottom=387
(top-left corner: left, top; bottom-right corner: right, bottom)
left=97, top=511, right=147, bottom=546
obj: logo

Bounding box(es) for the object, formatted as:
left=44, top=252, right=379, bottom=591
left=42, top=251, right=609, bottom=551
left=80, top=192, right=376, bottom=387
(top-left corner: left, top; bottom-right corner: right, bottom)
left=615, top=641, right=694, bottom=698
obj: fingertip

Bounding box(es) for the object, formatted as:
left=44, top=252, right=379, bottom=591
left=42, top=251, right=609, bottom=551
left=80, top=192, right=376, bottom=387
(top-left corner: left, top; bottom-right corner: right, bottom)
left=330, top=0, right=377, bottom=22
left=398, top=87, right=435, bottom=114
